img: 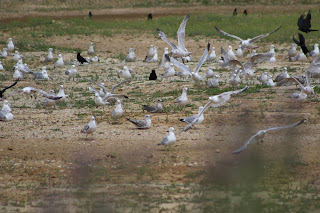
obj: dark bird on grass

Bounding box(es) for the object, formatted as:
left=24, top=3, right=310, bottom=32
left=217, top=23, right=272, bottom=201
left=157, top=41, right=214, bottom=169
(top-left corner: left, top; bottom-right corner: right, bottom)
left=233, top=8, right=237, bottom=16
left=149, top=69, right=157, bottom=80
left=148, top=13, right=152, bottom=20
left=297, top=10, right=318, bottom=34
left=243, top=10, right=248, bottom=15
left=89, top=11, right=93, bottom=19
left=77, top=52, right=88, bottom=64
left=293, top=33, right=310, bottom=56
left=0, top=79, right=19, bottom=100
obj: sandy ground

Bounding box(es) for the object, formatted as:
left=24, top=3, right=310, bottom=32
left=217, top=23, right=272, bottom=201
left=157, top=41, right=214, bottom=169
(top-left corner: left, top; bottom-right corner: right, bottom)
left=0, top=7, right=320, bottom=213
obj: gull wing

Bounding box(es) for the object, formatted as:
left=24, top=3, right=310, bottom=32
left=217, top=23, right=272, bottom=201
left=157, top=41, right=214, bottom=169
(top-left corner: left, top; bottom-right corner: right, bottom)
left=110, top=80, right=129, bottom=94
left=157, top=28, right=178, bottom=50
left=232, top=132, right=261, bottom=154
left=249, top=26, right=282, bottom=44
left=177, top=14, right=190, bottom=50
left=214, top=26, right=243, bottom=42
left=277, top=77, right=301, bottom=86
left=89, top=79, right=107, bottom=94
left=127, top=118, right=146, bottom=128
left=195, top=42, right=210, bottom=74
left=245, top=53, right=274, bottom=69
left=165, top=55, right=192, bottom=75
left=182, top=101, right=211, bottom=133
left=37, top=89, right=63, bottom=100
left=89, top=86, right=99, bottom=95
left=265, top=119, right=306, bottom=132
left=211, top=86, right=248, bottom=107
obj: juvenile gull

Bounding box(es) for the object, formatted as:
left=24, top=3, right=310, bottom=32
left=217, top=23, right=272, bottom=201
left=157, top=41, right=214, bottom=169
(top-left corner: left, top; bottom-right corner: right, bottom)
left=232, top=119, right=306, bottom=154
left=157, top=14, right=192, bottom=59
left=207, top=75, right=219, bottom=88
left=158, top=127, right=176, bottom=146
left=215, top=26, right=282, bottom=50
left=81, top=116, right=97, bottom=140
left=143, top=99, right=163, bottom=113
left=127, top=115, right=152, bottom=129
left=182, top=86, right=249, bottom=133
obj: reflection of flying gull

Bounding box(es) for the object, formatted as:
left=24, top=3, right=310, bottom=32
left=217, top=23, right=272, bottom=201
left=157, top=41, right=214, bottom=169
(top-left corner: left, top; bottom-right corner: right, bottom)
left=157, top=14, right=192, bottom=59
left=232, top=119, right=306, bottom=154
left=182, top=86, right=249, bottom=133
left=214, top=26, right=282, bottom=50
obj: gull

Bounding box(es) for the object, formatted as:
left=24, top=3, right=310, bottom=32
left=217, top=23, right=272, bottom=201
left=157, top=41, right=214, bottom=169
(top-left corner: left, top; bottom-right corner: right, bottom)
left=13, top=51, right=22, bottom=62
left=91, top=56, right=100, bottom=63
left=219, top=47, right=244, bottom=71
left=65, top=65, right=78, bottom=81
left=152, top=46, right=159, bottom=61
left=0, top=48, right=8, bottom=58
left=297, top=10, right=318, bottom=34
left=32, top=66, right=50, bottom=80
left=206, top=67, right=215, bottom=79
left=228, top=72, right=241, bottom=87
left=16, top=60, right=31, bottom=74
left=56, top=85, right=67, bottom=103
left=232, top=119, right=306, bottom=154
left=44, top=48, right=54, bottom=63
left=214, top=25, right=282, bottom=50
left=176, top=87, right=188, bottom=106
left=161, top=63, right=175, bottom=80
left=265, top=75, right=276, bottom=87
left=206, top=47, right=216, bottom=61
left=87, top=43, right=95, bottom=56
left=283, top=73, right=315, bottom=97
left=268, top=45, right=276, bottom=63
left=143, top=99, right=163, bottom=113
left=81, top=116, right=97, bottom=140
left=54, top=54, right=64, bottom=68
left=43, top=90, right=58, bottom=108
left=112, top=100, right=124, bottom=119
left=166, top=42, right=210, bottom=83
left=182, top=86, right=248, bottom=133
left=2, top=100, right=11, bottom=111
left=125, top=48, right=136, bottom=62
left=174, top=66, right=191, bottom=80
left=179, top=106, right=204, bottom=128
left=293, top=33, right=309, bottom=56
left=157, top=14, right=192, bottom=59
left=5, top=86, right=63, bottom=100
left=0, top=61, right=3, bottom=71
left=143, top=45, right=156, bottom=62
left=295, top=48, right=307, bottom=62
left=287, top=44, right=297, bottom=61
left=149, top=69, right=157, bottom=80
left=117, top=66, right=133, bottom=81
left=158, top=127, right=176, bottom=146
left=7, top=38, right=14, bottom=52
left=290, top=91, right=308, bottom=103
left=206, top=75, right=219, bottom=88
left=77, top=52, right=88, bottom=64
left=243, top=53, right=274, bottom=83
left=89, top=80, right=129, bottom=103
left=306, top=56, right=320, bottom=80
left=160, top=47, right=170, bottom=68
left=13, top=66, right=23, bottom=79
left=274, top=67, right=289, bottom=82
left=310, top=44, right=319, bottom=56
left=0, top=108, right=13, bottom=121
left=236, top=45, right=243, bottom=58
left=257, top=72, right=268, bottom=85
left=228, top=46, right=236, bottom=60
left=127, top=115, right=152, bottom=129
left=94, top=93, right=110, bottom=110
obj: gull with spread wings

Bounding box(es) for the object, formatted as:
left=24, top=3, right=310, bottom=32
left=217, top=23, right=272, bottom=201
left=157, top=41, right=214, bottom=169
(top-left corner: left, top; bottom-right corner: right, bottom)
left=182, top=86, right=249, bottom=133
left=0, top=79, right=19, bottom=101
left=214, top=26, right=282, bottom=50
left=232, top=119, right=306, bottom=154
left=157, top=14, right=192, bottom=60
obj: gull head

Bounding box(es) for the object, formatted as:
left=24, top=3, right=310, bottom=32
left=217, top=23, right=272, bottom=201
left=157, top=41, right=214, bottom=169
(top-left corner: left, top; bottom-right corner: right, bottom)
left=169, top=127, right=175, bottom=132
left=228, top=46, right=232, bottom=50
left=145, top=115, right=151, bottom=119
left=4, top=100, right=9, bottom=104
left=182, top=87, right=188, bottom=92
left=116, top=99, right=121, bottom=104
left=157, top=99, right=163, bottom=103
left=8, top=38, right=12, bottom=42
left=59, top=85, right=64, bottom=89
left=95, top=93, right=100, bottom=97
left=71, top=65, right=76, bottom=68
left=49, top=48, right=53, bottom=51
left=315, top=44, right=318, bottom=47
left=58, top=54, right=62, bottom=58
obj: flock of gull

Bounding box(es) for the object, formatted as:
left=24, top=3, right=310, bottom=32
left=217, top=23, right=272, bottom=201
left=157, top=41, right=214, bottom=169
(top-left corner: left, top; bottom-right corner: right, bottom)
left=0, top=11, right=318, bottom=154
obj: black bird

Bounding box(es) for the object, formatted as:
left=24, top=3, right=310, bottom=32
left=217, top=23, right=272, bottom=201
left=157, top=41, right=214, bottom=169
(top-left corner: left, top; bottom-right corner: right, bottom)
left=233, top=8, right=237, bottom=16
left=0, top=79, right=19, bottom=100
left=243, top=10, right=248, bottom=15
left=149, top=69, right=157, bottom=80
left=297, top=10, right=318, bottom=33
left=89, top=11, right=93, bottom=19
left=293, top=33, right=310, bottom=56
left=77, top=52, right=88, bottom=64
left=148, top=13, right=152, bottom=20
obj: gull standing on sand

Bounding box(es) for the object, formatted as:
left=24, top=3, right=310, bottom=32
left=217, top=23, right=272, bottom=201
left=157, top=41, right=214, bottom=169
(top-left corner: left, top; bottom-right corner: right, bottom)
left=157, top=14, right=192, bottom=60
left=143, top=99, right=163, bottom=113
left=205, top=67, right=215, bottom=79
left=13, top=51, right=22, bottom=62
left=43, top=90, right=58, bottom=108
left=13, top=66, right=23, bottom=79
left=54, top=54, right=64, bottom=68
left=207, top=75, right=219, bottom=88
left=177, top=88, right=188, bottom=107
left=56, top=85, right=67, bottom=103
left=7, top=38, right=14, bottom=52
left=125, top=48, right=136, bottom=62
left=268, top=45, right=276, bottom=63
left=45, top=48, right=54, bottom=63
left=127, top=115, right=152, bottom=129
left=81, top=116, right=97, bottom=140
left=206, top=47, right=216, bottom=62
left=0, top=48, right=8, bottom=58
left=161, top=63, right=175, bottom=80
left=236, top=45, right=243, bottom=58
left=232, top=119, right=306, bottom=154
left=182, top=86, right=249, bottom=133
left=112, top=100, right=124, bottom=119
left=87, top=43, right=95, bottom=56
left=143, top=45, right=156, bottom=62
left=65, top=65, right=78, bottom=81
left=0, top=61, right=3, bottom=71
left=228, top=46, right=236, bottom=60
left=287, top=44, right=297, bottom=61
left=214, top=26, right=282, bottom=50
left=160, top=47, right=170, bottom=69
left=295, top=48, right=307, bottom=62
left=2, top=100, right=11, bottom=112
left=179, top=106, right=204, bottom=128
left=117, top=66, right=133, bottom=81
left=158, top=127, right=176, bottom=146
left=0, top=108, right=13, bottom=121
left=310, top=44, right=319, bottom=56
left=274, top=67, right=289, bottom=82
left=32, top=66, right=50, bottom=80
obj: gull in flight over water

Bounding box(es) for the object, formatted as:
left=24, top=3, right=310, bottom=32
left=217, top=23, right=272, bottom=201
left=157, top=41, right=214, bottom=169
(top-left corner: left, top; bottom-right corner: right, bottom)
left=232, top=119, right=306, bottom=154
left=157, top=14, right=192, bottom=60
left=214, top=26, right=282, bottom=50
left=182, top=86, right=249, bottom=133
